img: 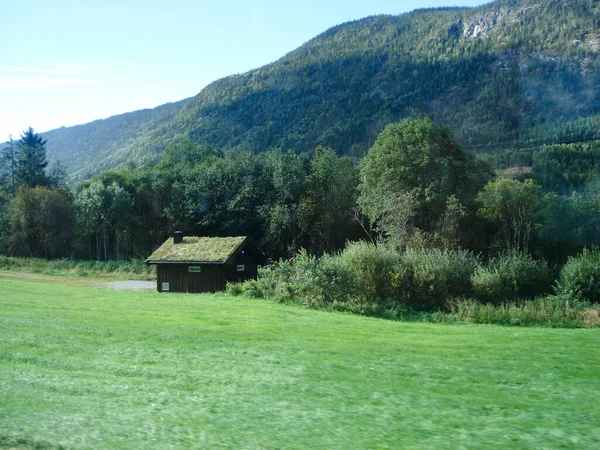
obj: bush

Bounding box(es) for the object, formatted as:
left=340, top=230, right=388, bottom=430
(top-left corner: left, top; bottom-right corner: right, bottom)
left=555, top=246, right=600, bottom=303
left=229, top=241, right=599, bottom=328
left=447, top=295, right=598, bottom=328
left=225, top=282, right=244, bottom=296
left=337, top=241, right=398, bottom=302
left=227, top=243, right=396, bottom=309
left=472, top=251, right=553, bottom=304
left=399, top=248, right=479, bottom=310
left=315, top=252, right=356, bottom=304
left=231, top=244, right=479, bottom=313
left=227, top=251, right=326, bottom=306
left=272, top=250, right=325, bottom=305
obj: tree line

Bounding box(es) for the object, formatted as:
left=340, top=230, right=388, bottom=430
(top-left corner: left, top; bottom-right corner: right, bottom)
left=0, top=119, right=599, bottom=266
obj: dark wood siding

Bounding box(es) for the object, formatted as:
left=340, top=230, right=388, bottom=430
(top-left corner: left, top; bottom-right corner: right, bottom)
left=225, top=251, right=259, bottom=283
left=157, top=264, right=226, bottom=293
left=153, top=240, right=264, bottom=293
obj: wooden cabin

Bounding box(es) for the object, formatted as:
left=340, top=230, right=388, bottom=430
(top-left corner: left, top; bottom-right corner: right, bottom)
left=146, top=233, right=266, bottom=293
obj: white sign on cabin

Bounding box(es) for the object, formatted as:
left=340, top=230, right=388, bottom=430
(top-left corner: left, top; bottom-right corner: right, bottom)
left=237, top=264, right=245, bottom=272
left=188, top=266, right=201, bottom=273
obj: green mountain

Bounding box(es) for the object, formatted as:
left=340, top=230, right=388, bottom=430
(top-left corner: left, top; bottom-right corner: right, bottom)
left=29, top=0, right=600, bottom=178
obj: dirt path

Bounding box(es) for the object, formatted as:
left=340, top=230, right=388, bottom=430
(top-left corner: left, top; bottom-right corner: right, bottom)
left=103, top=280, right=155, bottom=291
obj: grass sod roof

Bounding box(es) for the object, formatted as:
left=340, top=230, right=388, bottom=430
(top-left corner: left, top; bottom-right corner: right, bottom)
left=146, top=236, right=246, bottom=264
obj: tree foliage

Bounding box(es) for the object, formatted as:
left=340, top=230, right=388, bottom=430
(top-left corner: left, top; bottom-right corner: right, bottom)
left=359, top=117, right=492, bottom=243
left=0, top=137, right=17, bottom=195
left=298, top=147, right=359, bottom=254
left=9, top=0, right=598, bottom=180
left=0, top=112, right=598, bottom=318
left=15, top=128, right=49, bottom=188
left=556, top=246, right=600, bottom=303
left=9, top=186, right=74, bottom=258
left=477, top=178, right=542, bottom=252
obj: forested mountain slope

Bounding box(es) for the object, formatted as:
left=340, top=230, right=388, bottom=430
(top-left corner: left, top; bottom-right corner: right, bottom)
left=25, top=0, right=600, bottom=179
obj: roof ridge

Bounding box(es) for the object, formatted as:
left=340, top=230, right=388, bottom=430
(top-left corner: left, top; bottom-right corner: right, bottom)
left=146, top=235, right=247, bottom=264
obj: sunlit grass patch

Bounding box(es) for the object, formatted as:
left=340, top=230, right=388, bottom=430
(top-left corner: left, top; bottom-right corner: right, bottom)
left=0, top=278, right=599, bottom=449
left=0, top=255, right=155, bottom=280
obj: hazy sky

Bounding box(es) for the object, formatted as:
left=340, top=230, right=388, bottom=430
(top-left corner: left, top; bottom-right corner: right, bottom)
left=1, top=0, right=489, bottom=141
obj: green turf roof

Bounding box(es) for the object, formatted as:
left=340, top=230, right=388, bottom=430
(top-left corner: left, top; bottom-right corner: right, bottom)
left=146, top=236, right=246, bottom=263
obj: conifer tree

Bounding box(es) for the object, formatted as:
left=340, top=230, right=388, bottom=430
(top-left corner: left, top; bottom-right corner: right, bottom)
left=15, top=127, right=49, bottom=188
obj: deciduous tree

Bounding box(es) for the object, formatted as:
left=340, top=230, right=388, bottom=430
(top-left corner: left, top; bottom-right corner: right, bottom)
left=477, top=178, right=542, bottom=253
left=298, top=147, right=359, bottom=254
left=9, top=186, right=74, bottom=258
left=359, top=117, right=492, bottom=244
left=0, top=136, right=17, bottom=195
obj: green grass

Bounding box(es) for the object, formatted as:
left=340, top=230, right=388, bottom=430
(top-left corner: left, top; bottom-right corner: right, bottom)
left=1, top=278, right=599, bottom=449
left=146, top=236, right=245, bottom=262
left=0, top=256, right=155, bottom=281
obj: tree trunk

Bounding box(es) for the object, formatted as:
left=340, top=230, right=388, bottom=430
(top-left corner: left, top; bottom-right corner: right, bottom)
left=103, top=225, right=107, bottom=261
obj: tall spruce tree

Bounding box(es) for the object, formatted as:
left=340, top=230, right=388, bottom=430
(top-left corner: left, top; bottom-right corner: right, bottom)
left=15, top=127, right=49, bottom=188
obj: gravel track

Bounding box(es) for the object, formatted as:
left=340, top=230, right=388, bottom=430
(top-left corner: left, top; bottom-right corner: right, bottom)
left=102, top=281, right=155, bottom=291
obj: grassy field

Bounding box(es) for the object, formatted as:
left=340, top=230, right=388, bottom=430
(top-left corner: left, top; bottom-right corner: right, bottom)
left=0, top=256, right=155, bottom=281
left=1, top=277, right=599, bottom=449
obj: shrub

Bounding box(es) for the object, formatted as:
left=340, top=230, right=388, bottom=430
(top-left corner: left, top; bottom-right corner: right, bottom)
left=275, top=250, right=324, bottom=305
left=229, top=242, right=598, bottom=328
left=229, top=243, right=397, bottom=309
left=230, top=251, right=327, bottom=306
left=231, top=244, right=478, bottom=312
left=315, top=252, right=356, bottom=304
left=578, top=307, right=600, bottom=327
left=240, top=280, right=265, bottom=298
left=399, top=248, right=478, bottom=310
left=555, top=246, right=600, bottom=303
left=448, top=295, right=594, bottom=328
left=225, top=282, right=244, bottom=296
left=338, top=241, right=398, bottom=302
left=472, top=251, right=552, bottom=304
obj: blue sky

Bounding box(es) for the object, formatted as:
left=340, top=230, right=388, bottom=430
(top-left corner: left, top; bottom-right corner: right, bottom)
left=1, top=0, right=489, bottom=141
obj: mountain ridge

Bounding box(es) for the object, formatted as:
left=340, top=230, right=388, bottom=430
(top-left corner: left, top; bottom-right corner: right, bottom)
left=8, top=0, right=599, bottom=179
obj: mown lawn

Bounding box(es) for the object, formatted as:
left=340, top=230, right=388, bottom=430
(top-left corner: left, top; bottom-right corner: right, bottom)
left=0, top=278, right=599, bottom=449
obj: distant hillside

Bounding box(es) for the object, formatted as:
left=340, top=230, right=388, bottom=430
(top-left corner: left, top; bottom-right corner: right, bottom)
left=19, top=0, right=600, bottom=179
left=38, top=99, right=188, bottom=179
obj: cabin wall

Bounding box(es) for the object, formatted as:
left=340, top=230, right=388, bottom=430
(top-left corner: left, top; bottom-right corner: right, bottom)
left=225, top=251, right=259, bottom=283
left=156, top=265, right=226, bottom=293
left=154, top=245, right=263, bottom=293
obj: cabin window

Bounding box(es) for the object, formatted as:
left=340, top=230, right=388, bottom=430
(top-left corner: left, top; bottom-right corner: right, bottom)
left=162, top=282, right=170, bottom=291
left=188, top=266, right=201, bottom=273
left=237, top=264, right=245, bottom=272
